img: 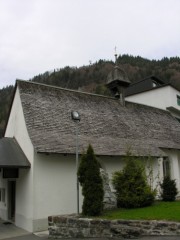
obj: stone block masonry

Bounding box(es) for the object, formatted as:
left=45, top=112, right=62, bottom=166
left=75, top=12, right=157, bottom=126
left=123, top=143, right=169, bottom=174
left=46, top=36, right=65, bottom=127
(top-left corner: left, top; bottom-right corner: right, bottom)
left=48, top=215, right=180, bottom=239
left=100, top=168, right=117, bottom=210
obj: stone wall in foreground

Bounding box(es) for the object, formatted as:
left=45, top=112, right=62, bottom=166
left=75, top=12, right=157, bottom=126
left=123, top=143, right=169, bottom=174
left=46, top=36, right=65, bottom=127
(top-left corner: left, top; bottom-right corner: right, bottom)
left=48, top=215, right=180, bottom=239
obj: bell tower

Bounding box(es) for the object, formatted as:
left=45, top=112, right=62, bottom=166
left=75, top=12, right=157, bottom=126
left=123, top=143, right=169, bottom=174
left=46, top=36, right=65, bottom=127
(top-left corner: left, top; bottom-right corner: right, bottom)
left=106, top=49, right=130, bottom=106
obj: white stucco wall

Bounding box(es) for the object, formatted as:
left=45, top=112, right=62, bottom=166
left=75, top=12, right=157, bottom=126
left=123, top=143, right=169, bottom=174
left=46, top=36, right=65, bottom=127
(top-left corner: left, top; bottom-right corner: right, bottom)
left=98, top=156, right=124, bottom=188
left=163, top=149, right=180, bottom=196
left=5, top=88, right=34, bottom=161
left=3, top=87, right=35, bottom=232
left=32, top=153, right=78, bottom=231
left=126, top=86, right=180, bottom=116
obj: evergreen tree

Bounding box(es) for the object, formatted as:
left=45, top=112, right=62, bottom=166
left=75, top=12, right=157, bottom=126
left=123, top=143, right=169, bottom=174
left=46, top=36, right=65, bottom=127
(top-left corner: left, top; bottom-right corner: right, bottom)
left=78, top=144, right=104, bottom=216
left=160, top=176, right=178, bottom=201
left=112, top=155, right=155, bottom=208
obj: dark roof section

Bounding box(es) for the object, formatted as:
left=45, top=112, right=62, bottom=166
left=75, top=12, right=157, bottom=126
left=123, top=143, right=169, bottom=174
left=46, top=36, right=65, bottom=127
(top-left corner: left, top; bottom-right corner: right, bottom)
left=16, top=80, right=180, bottom=157
left=125, top=76, right=165, bottom=96
left=0, top=138, right=31, bottom=168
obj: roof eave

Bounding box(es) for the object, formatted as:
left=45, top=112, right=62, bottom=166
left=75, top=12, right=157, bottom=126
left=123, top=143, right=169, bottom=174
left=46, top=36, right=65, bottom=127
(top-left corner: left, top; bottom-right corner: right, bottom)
left=0, top=165, right=30, bottom=169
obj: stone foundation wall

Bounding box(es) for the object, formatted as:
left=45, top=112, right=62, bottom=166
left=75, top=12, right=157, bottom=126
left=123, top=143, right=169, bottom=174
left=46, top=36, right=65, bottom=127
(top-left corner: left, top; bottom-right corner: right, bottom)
left=48, top=215, right=180, bottom=239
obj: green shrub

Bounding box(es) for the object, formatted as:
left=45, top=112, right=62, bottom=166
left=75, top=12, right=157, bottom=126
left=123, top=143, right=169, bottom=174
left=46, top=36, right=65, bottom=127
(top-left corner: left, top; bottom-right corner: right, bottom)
left=160, top=176, right=178, bottom=201
left=112, top=155, right=155, bottom=208
left=78, top=144, right=104, bottom=216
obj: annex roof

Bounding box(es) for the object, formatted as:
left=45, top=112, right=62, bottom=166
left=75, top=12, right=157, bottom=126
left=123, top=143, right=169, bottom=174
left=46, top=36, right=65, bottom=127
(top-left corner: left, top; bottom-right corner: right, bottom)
left=15, top=80, right=180, bottom=157
left=125, top=75, right=166, bottom=96
left=125, top=75, right=180, bottom=97
left=0, top=137, right=30, bottom=168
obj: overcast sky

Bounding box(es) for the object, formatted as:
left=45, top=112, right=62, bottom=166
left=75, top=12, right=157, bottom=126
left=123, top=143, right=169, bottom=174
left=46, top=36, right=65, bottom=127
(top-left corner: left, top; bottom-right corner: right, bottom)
left=0, top=0, right=180, bottom=89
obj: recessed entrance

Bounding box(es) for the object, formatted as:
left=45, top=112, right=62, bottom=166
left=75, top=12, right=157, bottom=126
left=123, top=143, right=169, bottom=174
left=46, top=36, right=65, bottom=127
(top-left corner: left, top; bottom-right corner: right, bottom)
left=8, top=181, right=16, bottom=221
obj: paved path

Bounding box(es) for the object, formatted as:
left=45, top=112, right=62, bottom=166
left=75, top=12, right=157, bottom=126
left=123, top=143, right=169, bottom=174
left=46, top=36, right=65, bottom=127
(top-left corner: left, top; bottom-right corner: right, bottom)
left=0, top=219, right=179, bottom=240
left=0, top=220, right=28, bottom=240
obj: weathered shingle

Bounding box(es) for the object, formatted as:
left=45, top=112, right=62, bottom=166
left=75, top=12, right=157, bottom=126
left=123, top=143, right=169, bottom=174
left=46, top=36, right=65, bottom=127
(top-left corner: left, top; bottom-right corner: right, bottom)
left=17, top=80, right=180, bottom=156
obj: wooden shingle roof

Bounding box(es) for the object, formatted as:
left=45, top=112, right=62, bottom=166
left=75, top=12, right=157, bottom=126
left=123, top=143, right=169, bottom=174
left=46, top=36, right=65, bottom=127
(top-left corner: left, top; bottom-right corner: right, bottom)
left=17, top=80, right=180, bottom=157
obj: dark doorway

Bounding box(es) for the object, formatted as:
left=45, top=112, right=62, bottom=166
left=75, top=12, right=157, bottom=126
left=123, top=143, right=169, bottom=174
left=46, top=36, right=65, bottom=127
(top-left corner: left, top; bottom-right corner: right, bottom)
left=8, top=181, right=16, bottom=221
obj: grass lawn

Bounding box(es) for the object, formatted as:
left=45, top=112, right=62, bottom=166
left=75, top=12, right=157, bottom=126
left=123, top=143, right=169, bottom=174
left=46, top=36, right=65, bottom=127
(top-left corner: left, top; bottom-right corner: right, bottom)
left=100, top=201, right=180, bottom=222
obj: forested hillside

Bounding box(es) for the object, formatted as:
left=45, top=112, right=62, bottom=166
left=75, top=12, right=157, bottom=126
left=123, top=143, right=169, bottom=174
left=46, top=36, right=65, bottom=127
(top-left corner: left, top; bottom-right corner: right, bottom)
left=0, top=86, right=14, bottom=137
left=1, top=54, right=180, bottom=137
